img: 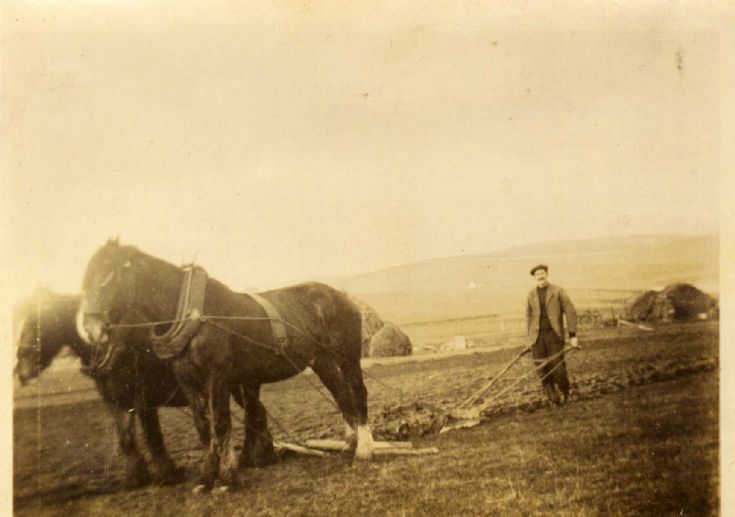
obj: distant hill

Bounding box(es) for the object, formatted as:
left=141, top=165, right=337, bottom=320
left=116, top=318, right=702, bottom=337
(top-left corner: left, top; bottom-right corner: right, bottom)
left=325, top=235, right=718, bottom=324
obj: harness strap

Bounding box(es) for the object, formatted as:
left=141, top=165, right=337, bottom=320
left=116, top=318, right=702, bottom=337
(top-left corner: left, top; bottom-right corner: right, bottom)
left=135, top=264, right=290, bottom=360
left=248, top=293, right=289, bottom=351
left=151, top=265, right=208, bottom=359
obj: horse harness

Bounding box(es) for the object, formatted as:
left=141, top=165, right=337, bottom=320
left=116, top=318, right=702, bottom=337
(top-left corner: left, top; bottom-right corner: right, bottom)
left=150, top=265, right=289, bottom=360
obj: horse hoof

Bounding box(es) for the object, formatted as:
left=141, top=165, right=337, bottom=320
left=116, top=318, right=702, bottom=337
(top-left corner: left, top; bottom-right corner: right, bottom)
left=154, top=467, right=185, bottom=486
left=214, top=486, right=232, bottom=494
left=125, top=471, right=152, bottom=489
left=192, top=484, right=211, bottom=495
left=354, top=447, right=373, bottom=461
left=125, top=479, right=151, bottom=490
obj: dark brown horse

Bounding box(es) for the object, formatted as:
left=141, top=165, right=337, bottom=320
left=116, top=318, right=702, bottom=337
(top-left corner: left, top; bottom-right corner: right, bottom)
left=80, top=241, right=375, bottom=493
left=14, top=289, right=205, bottom=487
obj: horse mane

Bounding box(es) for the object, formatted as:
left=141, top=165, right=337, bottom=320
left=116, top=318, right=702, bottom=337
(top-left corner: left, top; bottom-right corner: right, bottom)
left=116, top=243, right=238, bottom=297
left=14, top=289, right=78, bottom=326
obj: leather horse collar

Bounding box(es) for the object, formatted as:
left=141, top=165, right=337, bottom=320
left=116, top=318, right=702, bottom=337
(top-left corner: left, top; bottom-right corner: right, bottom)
left=150, top=265, right=289, bottom=359
left=151, top=265, right=208, bottom=359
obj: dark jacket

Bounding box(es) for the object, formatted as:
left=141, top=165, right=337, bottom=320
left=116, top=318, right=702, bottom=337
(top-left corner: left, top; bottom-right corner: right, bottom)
left=526, top=283, right=577, bottom=345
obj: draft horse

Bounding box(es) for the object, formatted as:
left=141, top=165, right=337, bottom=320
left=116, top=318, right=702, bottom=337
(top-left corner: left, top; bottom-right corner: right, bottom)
left=81, top=240, right=375, bottom=492
left=13, top=289, right=198, bottom=487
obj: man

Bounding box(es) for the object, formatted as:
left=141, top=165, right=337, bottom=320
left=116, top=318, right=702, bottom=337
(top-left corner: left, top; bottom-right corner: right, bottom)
left=526, top=264, right=578, bottom=405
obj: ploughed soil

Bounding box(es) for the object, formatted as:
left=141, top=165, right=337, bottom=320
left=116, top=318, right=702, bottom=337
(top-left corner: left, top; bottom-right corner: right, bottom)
left=13, top=322, right=719, bottom=516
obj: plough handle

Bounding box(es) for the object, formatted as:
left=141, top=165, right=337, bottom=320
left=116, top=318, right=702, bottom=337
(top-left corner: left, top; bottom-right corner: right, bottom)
left=459, top=346, right=531, bottom=409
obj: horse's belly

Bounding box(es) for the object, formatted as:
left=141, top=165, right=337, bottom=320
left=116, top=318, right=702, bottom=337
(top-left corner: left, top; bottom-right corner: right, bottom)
left=232, top=349, right=309, bottom=385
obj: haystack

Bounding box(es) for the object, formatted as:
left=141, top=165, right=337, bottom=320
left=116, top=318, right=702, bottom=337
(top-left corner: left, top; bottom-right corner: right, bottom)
left=368, top=322, right=412, bottom=358
left=628, top=290, right=659, bottom=321
left=346, top=294, right=386, bottom=356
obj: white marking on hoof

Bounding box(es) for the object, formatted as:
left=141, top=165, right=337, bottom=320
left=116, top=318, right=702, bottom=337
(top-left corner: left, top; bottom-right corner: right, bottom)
left=192, top=484, right=209, bottom=495
left=354, top=424, right=374, bottom=461
left=214, top=486, right=230, bottom=494
left=344, top=422, right=356, bottom=443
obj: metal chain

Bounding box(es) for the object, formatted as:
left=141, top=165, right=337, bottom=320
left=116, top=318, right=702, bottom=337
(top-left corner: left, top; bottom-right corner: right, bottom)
left=203, top=319, right=343, bottom=415
left=109, top=314, right=279, bottom=330
left=109, top=318, right=191, bottom=329
left=110, top=310, right=575, bottom=412
left=111, top=312, right=569, bottom=420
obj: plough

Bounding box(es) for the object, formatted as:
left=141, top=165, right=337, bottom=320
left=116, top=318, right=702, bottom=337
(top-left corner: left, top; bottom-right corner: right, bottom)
left=273, top=343, right=584, bottom=457
left=440, top=344, right=578, bottom=433
left=274, top=439, right=438, bottom=457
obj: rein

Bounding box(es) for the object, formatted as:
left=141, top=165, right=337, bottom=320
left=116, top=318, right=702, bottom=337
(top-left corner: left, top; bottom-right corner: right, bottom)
left=103, top=262, right=307, bottom=358
left=109, top=314, right=305, bottom=355
left=106, top=295, right=346, bottom=413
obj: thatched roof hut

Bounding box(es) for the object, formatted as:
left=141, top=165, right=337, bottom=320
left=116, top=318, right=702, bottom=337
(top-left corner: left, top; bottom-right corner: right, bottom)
left=367, top=322, right=413, bottom=358
left=627, top=283, right=716, bottom=322
left=661, top=283, right=717, bottom=320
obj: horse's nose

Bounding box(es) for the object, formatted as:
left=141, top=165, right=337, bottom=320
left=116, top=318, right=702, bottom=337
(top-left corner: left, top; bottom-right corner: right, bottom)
left=15, top=367, right=29, bottom=386
left=83, top=314, right=109, bottom=344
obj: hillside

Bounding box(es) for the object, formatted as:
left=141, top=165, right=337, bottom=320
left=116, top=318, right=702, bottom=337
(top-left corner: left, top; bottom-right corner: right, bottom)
left=325, top=234, right=718, bottom=323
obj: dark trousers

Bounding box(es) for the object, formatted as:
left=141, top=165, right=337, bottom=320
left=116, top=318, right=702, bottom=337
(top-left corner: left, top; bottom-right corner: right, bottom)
left=532, top=328, right=570, bottom=401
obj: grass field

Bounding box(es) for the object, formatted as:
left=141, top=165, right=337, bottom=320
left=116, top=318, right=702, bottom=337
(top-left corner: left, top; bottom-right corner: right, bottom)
left=13, top=322, right=719, bottom=516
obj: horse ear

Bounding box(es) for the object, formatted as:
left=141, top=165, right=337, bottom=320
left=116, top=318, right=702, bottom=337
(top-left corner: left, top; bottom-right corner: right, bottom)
left=106, top=235, right=120, bottom=246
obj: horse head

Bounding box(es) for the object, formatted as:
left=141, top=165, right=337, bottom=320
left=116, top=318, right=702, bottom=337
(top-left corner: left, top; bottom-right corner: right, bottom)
left=81, top=240, right=140, bottom=346
left=81, top=240, right=184, bottom=371
left=14, top=294, right=68, bottom=385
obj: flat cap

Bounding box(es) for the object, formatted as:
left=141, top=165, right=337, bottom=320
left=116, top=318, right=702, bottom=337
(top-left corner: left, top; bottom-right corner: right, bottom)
left=530, top=264, right=548, bottom=276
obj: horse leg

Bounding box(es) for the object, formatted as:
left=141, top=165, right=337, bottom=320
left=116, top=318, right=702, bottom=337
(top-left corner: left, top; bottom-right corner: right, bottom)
left=310, top=354, right=358, bottom=442
left=172, top=363, right=211, bottom=446
left=137, top=407, right=179, bottom=485
left=109, top=403, right=150, bottom=488
left=326, top=310, right=374, bottom=461
left=239, top=385, right=277, bottom=468
left=334, top=354, right=374, bottom=461
left=190, top=393, right=212, bottom=446
left=196, top=376, right=238, bottom=492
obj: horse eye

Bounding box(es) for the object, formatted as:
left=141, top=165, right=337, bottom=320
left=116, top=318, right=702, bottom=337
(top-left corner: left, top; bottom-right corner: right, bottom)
left=20, top=344, right=37, bottom=355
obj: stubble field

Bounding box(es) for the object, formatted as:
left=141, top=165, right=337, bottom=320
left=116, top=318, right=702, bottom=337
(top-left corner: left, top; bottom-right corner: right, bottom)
left=14, top=321, right=718, bottom=516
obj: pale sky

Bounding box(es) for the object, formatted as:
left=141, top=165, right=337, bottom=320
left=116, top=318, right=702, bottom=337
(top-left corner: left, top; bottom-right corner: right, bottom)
left=1, top=1, right=729, bottom=300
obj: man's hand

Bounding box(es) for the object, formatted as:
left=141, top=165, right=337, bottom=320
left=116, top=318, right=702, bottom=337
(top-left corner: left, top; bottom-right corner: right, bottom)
left=569, top=336, right=579, bottom=349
